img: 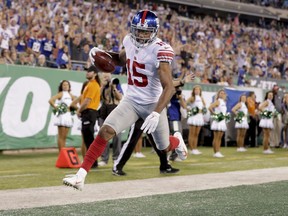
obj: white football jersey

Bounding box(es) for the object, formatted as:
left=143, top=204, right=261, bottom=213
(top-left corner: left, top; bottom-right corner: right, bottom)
left=123, top=35, right=174, bottom=104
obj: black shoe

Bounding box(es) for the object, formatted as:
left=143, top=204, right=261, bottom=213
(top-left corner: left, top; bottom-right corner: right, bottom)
left=112, top=169, right=127, bottom=176
left=160, top=165, right=180, bottom=174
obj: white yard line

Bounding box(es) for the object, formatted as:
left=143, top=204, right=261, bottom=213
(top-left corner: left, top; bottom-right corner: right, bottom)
left=1, top=167, right=288, bottom=211
left=0, top=174, right=39, bottom=179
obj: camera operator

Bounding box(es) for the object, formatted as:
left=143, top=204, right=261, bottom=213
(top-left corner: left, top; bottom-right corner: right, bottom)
left=167, top=85, right=187, bottom=161
left=98, top=74, right=123, bottom=166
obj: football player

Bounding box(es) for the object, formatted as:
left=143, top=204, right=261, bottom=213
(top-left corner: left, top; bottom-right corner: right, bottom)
left=63, top=10, right=188, bottom=190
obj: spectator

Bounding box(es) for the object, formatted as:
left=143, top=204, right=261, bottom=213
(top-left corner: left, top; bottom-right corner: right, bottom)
left=27, top=30, right=42, bottom=58
left=0, top=20, right=14, bottom=50
left=10, top=50, right=17, bottom=63
left=36, top=54, right=47, bottom=67
left=41, top=30, right=56, bottom=61
left=15, top=28, right=27, bottom=53
left=1, top=49, right=14, bottom=64
left=237, top=64, right=248, bottom=86
left=26, top=53, right=36, bottom=67
left=8, top=18, right=19, bottom=37
left=81, top=42, right=90, bottom=62
left=69, top=33, right=83, bottom=69
left=56, top=36, right=71, bottom=69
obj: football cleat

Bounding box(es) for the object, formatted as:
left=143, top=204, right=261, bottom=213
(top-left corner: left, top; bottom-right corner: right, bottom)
left=63, top=174, right=84, bottom=191
left=173, top=132, right=188, bottom=160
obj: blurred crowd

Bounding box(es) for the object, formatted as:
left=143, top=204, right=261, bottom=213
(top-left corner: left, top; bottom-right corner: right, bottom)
left=228, top=0, right=288, bottom=8
left=0, top=0, right=287, bottom=86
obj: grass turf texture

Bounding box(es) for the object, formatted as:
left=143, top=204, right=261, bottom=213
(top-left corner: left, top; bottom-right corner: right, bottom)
left=1, top=180, right=287, bottom=216
left=0, top=146, right=287, bottom=190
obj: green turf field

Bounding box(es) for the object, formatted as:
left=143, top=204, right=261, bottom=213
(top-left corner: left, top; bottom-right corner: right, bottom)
left=1, top=180, right=287, bottom=216
left=1, top=146, right=288, bottom=190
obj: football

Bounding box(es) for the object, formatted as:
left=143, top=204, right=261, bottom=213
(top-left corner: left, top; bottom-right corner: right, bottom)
left=92, top=51, right=115, bottom=73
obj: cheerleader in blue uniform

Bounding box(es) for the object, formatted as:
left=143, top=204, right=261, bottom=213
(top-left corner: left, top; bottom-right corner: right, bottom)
left=232, top=94, right=249, bottom=152
left=209, top=89, right=227, bottom=158
left=186, top=85, right=206, bottom=155
left=259, top=91, right=275, bottom=154
left=49, top=80, right=76, bottom=151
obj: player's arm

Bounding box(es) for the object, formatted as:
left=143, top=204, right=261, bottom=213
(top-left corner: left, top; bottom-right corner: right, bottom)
left=154, top=62, right=175, bottom=113
left=107, top=49, right=126, bottom=66
left=141, top=62, right=175, bottom=134
left=89, top=47, right=126, bottom=67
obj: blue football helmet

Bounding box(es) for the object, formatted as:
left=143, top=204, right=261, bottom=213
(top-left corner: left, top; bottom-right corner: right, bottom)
left=130, top=10, right=159, bottom=48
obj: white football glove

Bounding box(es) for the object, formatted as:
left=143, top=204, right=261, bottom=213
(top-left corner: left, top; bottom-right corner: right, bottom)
left=89, top=47, right=104, bottom=64
left=141, top=111, right=160, bottom=134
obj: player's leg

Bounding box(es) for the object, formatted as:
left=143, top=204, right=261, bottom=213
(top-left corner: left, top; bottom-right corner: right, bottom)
left=147, top=133, right=180, bottom=174
left=150, top=110, right=187, bottom=160
left=99, top=143, right=110, bottom=166
left=97, top=117, right=110, bottom=166
left=112, top=133, right=122, bottom=161
left=63, top=98, right=139, bottom=190
left=113, top=119, right=143, bottom=175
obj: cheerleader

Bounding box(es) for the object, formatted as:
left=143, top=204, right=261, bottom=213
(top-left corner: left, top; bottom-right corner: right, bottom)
left=186, top=85, right=206, bottom=155
left=282, top=93, right=288, bottom=148
left=258, top=91, right=275, bottom=154
left=232, top=94, right=249, bottom=152
left=209, top=89, right=228, bottom=158
left=49, top=80, right=76, bottom=151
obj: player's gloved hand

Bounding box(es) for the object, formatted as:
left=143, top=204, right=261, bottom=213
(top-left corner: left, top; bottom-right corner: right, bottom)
left=89, top=47, right=104, bottom=64
left=141, top=111, right=160, bottom=134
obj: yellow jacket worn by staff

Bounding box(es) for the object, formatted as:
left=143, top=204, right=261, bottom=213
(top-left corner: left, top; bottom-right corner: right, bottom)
left=83, top=79, right=100, bottom=110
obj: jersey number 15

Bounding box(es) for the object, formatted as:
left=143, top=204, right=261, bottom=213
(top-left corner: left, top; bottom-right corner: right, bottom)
left=127, top=59, right=148, bottom=87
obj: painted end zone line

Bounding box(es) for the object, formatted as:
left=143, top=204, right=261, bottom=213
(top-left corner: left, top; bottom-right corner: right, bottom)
left=1, top=167, right=288, bottom=211
left=0, top=174, right=39, bottom=179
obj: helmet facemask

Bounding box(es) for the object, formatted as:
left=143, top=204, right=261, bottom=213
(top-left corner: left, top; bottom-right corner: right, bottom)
left=131, top=25, right=158, bottom=48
